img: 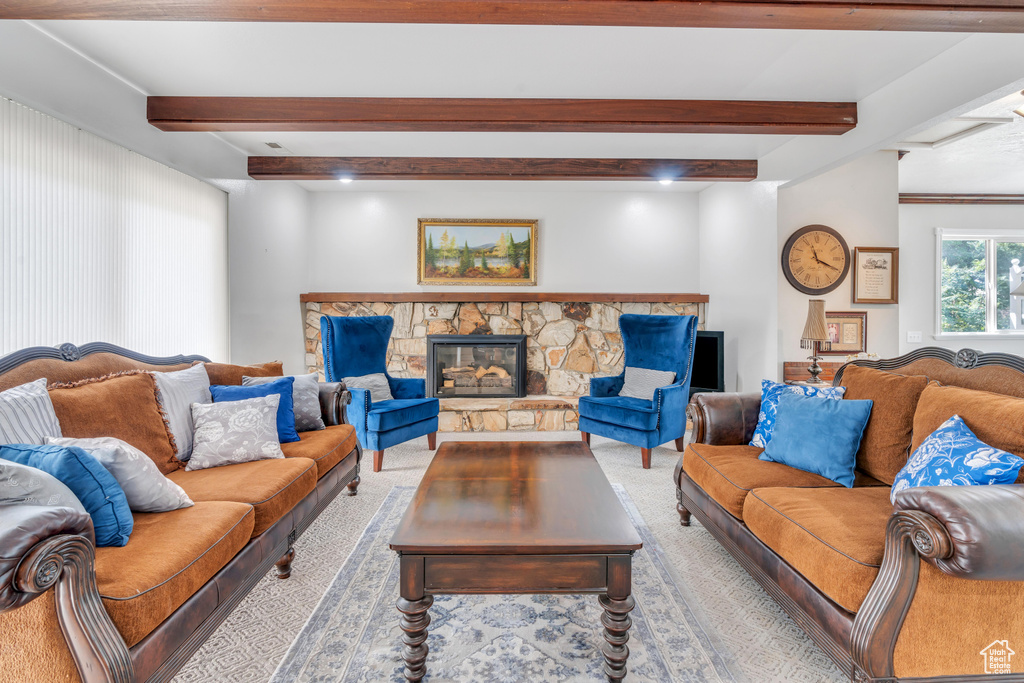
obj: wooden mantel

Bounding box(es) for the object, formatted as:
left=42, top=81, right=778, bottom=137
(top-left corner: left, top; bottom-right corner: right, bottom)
left=301, top=292, right=709, bottom=303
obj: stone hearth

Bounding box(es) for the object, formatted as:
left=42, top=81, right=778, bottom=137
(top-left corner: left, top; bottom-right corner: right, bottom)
left=302, top=295, right=706, bottom=431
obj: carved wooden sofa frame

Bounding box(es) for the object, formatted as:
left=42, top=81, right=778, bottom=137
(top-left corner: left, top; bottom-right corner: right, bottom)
left=676, top=347, right=1024, bottom=682
left=0, top=343, right=361, bottom=683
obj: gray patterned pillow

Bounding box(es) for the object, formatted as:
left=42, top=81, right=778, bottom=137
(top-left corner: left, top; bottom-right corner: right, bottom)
left=0, top=378, right=62, bottom=445
left=0, top=459, right=86, bottom=513
left=187, top=395, right=284, bottom=471
left=343, top=373, right=393, bottom=403
left=47, top=436, right=193, bottom=512
left=243, top=372, right=325, bottom=432
left=154, top=364, right=212, bottom=461
left=619, top=366, right=676, bottom=401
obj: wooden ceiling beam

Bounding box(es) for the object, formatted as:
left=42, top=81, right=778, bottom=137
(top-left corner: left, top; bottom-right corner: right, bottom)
left=149, top=97, right=856, bottom=135
left=2, top=0, right=1023, bottom=33
left=899, top=193, right=1024, bottom=205
left=247, top=156, right=757, bottom=181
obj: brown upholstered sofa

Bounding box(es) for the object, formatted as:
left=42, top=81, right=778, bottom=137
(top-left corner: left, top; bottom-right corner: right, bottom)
left=675, top=347, right=1024, bottom=681
left=0, top=342, right=361, bottom=683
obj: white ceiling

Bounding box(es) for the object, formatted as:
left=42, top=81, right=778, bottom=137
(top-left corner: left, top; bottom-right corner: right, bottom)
left=3, top=20, right=1024, bottom=190
left=898, top=90, right=1024, bottom=193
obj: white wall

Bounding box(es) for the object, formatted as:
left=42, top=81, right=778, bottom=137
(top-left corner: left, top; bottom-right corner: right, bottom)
left=777, top=152, right=901, bottom=375
left=225, top=180, right=311, bottom=373
left=698, top=182, right=780, bottom=391
left=305, top=190, right=700, bottom=293
left=0, top=96, right=228, bottom=360
left=899, top=203, right=1024, bottom=356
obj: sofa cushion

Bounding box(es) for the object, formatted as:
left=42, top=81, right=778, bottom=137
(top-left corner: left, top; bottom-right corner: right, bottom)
left=204, top=361, right=283, bottom=387
left=840, top=365, right=929, bottom=484
left=682, top=443, right=885, bottom=519
left=168, top=457, right=317, bottom=537
left=578, top=396, right=659, bottom=432
left=47, top=372, right=180, bottom=475
left=281, top=423, right=358, bottom=478
left=912, top=383, right=1024, bottom=465
left=366, top=398, right=440, bottom=432
left=742, top=486, right=893, bottom=613
left=94, top=501, right=254, bottom=647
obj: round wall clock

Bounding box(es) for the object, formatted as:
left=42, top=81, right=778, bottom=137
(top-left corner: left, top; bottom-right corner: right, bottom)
left=781, top=224, right=851, bottom=295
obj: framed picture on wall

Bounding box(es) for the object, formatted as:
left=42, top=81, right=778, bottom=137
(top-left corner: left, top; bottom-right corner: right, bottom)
left=417, top=218, right=538, bottom=286
left=852, top=247, right=899, bottom=304
left=822, top=311, right=867, bottom=354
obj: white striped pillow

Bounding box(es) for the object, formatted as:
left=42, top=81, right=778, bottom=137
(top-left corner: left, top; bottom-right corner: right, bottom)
left=153, top=364, right=212, bottom=461
left=0, top=378, right=62, bottom=445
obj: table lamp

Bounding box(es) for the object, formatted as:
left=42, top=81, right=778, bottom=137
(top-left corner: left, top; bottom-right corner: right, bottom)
left=801, top=299, right=832, bottom=384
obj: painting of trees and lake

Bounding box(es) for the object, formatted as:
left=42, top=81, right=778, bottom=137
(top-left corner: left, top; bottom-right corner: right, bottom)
left=417, top=218, right=538, bottom=285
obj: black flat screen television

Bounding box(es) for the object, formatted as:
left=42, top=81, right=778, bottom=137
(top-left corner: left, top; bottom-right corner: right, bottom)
left=689, top=330, right=725, bottom=397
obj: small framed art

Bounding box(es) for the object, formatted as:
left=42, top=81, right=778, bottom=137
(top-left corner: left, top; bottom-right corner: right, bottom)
left=852, top=247, right=898, bottom=304
left=417, top=218, right=538, bottom=286
left=822, top=311, right=867, bottom=355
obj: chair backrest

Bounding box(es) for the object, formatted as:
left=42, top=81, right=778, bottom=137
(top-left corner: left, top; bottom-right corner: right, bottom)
left=320, top=315, right=394, bottom=382
left=619, top=314, right=698, bottom=386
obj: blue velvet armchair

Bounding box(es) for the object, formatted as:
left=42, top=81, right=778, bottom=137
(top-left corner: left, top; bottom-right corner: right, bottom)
left=578, top=314, right=698, bottom=469
left=320, top=315, right=439, bottom=472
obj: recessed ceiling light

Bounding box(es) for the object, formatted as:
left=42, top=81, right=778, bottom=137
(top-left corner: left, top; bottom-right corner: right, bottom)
left=659, top=178, right=674, bottom=186
left=338, top=177, right=354, bottom=184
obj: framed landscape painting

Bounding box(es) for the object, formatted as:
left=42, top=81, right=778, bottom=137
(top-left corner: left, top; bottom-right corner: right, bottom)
left=417, top=218, right=538, bottom=286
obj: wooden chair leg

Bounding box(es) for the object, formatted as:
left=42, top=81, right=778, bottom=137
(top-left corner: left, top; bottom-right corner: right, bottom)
left=346, top=474, right=360, bottom=496
left=641, top=448, right=652, bottom=469
left=581, top=431, right=591, bottom=445
left=373, top=450, right=385, bottom=472
left=427, top=432, right=437, bottom=450
left=275, top=547, right=295, bottom=579
left=675, top=437, right=685, bottom=452
left=677, top=503, right=692, bottom=526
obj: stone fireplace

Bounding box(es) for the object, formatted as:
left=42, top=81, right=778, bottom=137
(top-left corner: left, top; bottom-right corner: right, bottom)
left=427, top=334, right=527, bottom=399
left=302, top=293, right=707, bottom=431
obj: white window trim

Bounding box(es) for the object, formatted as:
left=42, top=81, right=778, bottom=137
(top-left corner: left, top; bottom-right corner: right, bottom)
left=934, top=227, right=1024, bottom=339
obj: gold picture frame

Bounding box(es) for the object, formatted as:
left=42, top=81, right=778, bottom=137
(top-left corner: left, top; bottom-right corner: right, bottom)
left=852, top=247, right=899, bottom=304
left=417, top=218, right=538, bottom=286
left=821, top=311, right=867, bottom=355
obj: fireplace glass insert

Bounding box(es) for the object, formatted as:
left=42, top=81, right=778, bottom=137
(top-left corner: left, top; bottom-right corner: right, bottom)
left=427, top=335, right=527, bottom=399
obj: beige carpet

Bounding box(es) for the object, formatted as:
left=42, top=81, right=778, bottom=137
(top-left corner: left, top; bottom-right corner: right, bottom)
left=173, top=433, right=846, bottom=683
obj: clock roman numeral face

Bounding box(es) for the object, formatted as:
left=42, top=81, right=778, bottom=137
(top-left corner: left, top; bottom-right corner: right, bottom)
left=784, top=228, right=848, bottom=292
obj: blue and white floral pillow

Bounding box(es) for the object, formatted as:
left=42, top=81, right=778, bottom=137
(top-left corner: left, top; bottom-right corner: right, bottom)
left=891, top=415, right=1024, bottom=504
left=749, top=379, right=846, bottom=449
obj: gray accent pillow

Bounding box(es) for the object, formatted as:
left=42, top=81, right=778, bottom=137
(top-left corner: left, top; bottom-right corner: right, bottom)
left=243, top=372, right=325, bottom=432
left=47, top=436, right=193, bottom=513
left=154, top=364, right=212, bottom=461
left=343, top=373, right=393, bottom=403
left=619, top=366, right=676, bottom=401
left=0, top=378, right=62, bottom=445
left=0, top=459, right=86, bottom=513
left=188, top=395, right=284, bottom=471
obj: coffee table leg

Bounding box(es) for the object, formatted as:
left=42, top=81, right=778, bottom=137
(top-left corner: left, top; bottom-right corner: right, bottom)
left=397, top=595, right=433, bottom=681
left=599, top=593, right=635, bottom=681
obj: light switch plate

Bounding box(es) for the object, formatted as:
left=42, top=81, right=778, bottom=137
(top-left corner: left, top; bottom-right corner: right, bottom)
left=907, top=331, right=923, bottom=343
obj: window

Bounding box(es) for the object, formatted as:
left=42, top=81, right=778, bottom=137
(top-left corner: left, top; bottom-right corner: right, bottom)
left=938, top=231, right=1024, bottom=335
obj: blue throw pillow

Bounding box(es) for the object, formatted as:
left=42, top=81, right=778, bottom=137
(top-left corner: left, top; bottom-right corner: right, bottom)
left=759, top=392, right=873, bottom=488
left=210, top=377, right=300, bottom=444
left=891, top=415, right=1024, bottom=504
left=0, top=443, right=133, bottom=547
left=750, top=379, right=846, bottom=448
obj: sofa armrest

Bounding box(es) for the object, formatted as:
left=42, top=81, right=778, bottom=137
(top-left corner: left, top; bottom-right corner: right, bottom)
left=894, top=484, right=1024, bottom=580
left=0, top=505, right=133, bottom=682
left=388, top=376, right=426, bottom=400
left=317, top=381, right=350, bottom=427
left=686, top=392, right=761, bottom=446
left=653, top=383, right=689, bottom=435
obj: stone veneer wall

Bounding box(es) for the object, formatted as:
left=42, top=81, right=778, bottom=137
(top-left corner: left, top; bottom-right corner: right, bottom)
left=303, top=299, right=705, bottom=430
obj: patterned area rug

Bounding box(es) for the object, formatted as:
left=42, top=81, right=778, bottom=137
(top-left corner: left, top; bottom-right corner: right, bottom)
left=272, top=485, right=741, bottom=682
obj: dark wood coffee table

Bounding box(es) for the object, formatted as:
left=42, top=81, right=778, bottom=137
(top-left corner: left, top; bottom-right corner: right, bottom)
left=389, top=440, right=643, bottom=682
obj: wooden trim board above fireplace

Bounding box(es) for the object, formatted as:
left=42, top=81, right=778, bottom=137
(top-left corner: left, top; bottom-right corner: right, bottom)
left=301, top=292, right=709, bottom=303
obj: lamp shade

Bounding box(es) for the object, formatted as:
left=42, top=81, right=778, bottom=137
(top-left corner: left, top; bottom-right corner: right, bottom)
left=801, top=299, right=830, bottom=342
